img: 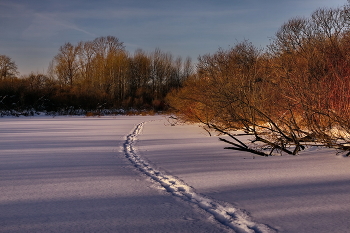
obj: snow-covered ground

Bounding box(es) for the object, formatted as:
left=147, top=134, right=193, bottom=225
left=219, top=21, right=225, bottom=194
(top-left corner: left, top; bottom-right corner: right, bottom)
left=1, top=116, right=350, bottom=233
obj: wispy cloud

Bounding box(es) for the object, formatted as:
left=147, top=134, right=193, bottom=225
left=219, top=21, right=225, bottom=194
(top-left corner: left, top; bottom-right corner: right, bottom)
left=0, top=1, right=32, bottom=18
left=3, top=0, right=347, bottom=75
left=22, top=13, right=96, bottom=39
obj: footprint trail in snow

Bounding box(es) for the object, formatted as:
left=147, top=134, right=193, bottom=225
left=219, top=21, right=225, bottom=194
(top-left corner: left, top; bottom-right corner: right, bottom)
left=123, top=121, right=276, bottom=233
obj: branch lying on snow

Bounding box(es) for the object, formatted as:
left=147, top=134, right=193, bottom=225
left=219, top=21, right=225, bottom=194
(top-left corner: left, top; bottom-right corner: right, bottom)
left=220, top=128, right=350, bottom=157
left=184, top=113, right=350, bottom=157
left=203, top=120, right=302, bottom=156
left=205, top=123, right=277, bottom=156
left=252, top=136, right=294, bottom=155
left=219, top=137, right=270, bottom=157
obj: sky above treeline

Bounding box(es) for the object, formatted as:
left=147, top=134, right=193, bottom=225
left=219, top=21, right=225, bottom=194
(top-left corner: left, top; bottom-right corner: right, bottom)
left=0, top=0, right=347, bottom=75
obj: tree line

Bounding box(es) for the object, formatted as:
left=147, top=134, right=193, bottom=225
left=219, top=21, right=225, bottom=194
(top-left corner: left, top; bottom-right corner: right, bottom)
left=0, top=36, right=193, bottom=115
left=167, top=3, right=350, bottom=156
left=1, top=1, right=350, bottom=155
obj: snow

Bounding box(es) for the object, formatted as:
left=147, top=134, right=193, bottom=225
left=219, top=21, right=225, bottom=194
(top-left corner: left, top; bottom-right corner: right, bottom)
left=1, top=116, right=350, bottom=233
left=125, top=121, right=273, bottom=233
left=0, top=116, right=228, bottom=233
left=138, top=119, right=350, bottom=233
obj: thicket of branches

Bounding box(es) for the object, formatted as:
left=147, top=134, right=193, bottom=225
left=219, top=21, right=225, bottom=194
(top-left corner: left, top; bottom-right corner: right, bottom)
left=167, top=4, right=350, bottom=156
left=0, top=36, right=193, bottom=115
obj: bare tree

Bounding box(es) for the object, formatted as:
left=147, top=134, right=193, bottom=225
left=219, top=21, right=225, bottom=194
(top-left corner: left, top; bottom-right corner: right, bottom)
left=53, top=42, right=81, bottom=86
left=169, top=4, right=350, bottom=156
left=0, top=55, right=18, bottom=80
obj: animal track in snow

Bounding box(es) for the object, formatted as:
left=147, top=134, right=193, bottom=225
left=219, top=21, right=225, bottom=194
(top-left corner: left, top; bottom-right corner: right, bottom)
left=123, top=121, right=276, bottom=233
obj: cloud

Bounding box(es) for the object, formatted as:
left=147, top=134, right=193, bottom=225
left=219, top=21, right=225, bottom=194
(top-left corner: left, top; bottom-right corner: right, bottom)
left=0, top=2, right=29, bottom=17
left=21, top=13, right=96, bottom=40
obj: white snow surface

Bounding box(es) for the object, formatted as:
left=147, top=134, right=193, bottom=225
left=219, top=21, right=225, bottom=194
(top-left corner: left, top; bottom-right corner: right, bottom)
left=1, top=116, right=350, bottom=233
left=125, top=121, right=274, bottom=233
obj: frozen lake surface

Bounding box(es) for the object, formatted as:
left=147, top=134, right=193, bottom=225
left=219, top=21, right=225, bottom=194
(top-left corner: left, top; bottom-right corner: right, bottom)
left=1, top=116, right=350, bottom=232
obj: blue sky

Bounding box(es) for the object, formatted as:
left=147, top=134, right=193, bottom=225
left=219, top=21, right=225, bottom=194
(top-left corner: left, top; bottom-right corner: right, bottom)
left=0, top=0, right=347, bottom=75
